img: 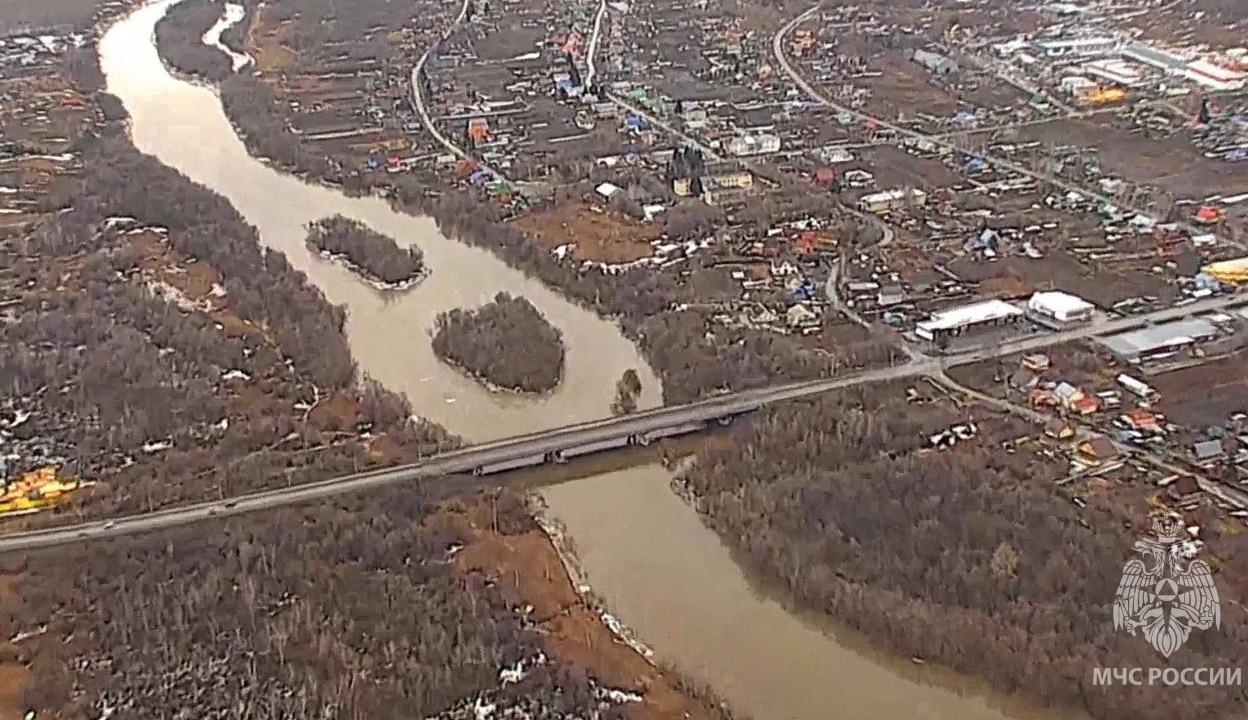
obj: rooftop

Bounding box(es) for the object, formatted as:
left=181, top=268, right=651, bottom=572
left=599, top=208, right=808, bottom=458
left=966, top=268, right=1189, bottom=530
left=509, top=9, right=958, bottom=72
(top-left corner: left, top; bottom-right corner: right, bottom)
left=1029, top=291, right=1094, bottom=315
left=916, top=299, right=1023, bottom=333
left=1098, top=318, right=1219, bottom=358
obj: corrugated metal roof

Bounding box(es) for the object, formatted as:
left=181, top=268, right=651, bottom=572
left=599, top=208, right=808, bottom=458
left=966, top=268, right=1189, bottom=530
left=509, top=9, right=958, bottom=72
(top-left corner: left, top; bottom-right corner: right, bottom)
left=1194, top=439, right=1224, bottom=460
left=916, top=299, right=1022, bottom=333
left=1098, top=318, right=1218, bottom=357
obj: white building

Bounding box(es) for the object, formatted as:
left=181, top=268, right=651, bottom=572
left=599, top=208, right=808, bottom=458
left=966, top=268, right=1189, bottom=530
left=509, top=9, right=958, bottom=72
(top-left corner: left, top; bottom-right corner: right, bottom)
left=727, top=133, right=781, bottom=157
left=594, top=182, right=622, bottom=200
left=859, top=188, right=927, bottom=214
left=1027, top=291, right=1095, bottom=326
left=915, top=299, right=1024, bottom=342
left=1082, top=59, right=1146, bottom=87
left=1033, top=37, right=1119, bottom=58
left=1122, top=43, right=1187, bottom=72
left=1060, top=75, right=1097, bottom=95
left=1181, top=59, right=1247, bottom=91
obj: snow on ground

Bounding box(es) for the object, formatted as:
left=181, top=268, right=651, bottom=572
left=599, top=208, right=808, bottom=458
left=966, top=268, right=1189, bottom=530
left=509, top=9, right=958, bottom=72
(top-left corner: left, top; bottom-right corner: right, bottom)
left=201, top=3, right=254, bottom=72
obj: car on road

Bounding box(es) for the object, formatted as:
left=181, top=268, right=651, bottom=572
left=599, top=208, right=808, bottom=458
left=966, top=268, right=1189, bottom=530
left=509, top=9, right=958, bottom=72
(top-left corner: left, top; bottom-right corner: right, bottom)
left=103, top=520, right=116, bottom=530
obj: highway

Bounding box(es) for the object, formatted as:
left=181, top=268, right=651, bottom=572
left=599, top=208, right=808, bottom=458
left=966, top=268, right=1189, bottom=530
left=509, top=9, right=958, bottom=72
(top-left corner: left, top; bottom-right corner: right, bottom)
left=1, top=293, right=1244, bottom=553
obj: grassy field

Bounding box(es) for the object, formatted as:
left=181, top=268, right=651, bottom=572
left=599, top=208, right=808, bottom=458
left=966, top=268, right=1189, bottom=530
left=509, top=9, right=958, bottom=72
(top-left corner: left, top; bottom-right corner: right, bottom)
left=0, top=0, right=102, bottom=33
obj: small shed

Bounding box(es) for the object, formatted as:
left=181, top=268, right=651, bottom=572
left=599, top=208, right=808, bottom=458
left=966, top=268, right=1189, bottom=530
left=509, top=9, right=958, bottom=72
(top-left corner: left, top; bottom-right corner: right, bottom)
left=1078, top=435, right=1121, bottom=464
left=1192, top=439, right=1225, bottom=462
left=595, top=182, right=622, bottom=200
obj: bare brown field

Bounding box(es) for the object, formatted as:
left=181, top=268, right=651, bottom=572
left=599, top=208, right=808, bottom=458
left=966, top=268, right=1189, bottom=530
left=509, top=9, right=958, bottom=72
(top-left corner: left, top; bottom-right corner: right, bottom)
left=0, top=0, right=100, bottom=32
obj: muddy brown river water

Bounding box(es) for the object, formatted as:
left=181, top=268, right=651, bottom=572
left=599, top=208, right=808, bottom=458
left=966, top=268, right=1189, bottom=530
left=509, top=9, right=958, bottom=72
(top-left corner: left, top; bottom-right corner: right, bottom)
left=99, top=5, right=1069, bottom=718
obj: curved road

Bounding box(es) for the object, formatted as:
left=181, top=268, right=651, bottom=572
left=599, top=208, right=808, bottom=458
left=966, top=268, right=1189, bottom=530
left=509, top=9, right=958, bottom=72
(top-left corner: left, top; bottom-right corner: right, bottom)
left=772, top=5, right=1240, bottom=248
left=584, top=0, right=607, bottom=89
left=410, top=0, right=506, bottom=181
left=1, top=293, right=1242, bottom=553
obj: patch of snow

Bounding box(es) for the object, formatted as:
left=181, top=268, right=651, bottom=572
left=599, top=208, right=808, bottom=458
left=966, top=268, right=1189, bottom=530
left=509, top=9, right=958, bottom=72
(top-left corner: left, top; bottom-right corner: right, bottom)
left=141, top=440, right=172, bottom=454
left=201, top=3, right=254, bottom=72
left=472, top=698, right=496, bottom=720
left=600, top=688, right=643, bottom=703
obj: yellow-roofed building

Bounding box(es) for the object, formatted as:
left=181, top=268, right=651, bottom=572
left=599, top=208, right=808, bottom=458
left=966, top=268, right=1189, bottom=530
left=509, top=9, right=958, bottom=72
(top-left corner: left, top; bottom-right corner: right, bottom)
left=0, top=466, right=82, bottom=518
left=1201, top=257, right=1248, bottom=284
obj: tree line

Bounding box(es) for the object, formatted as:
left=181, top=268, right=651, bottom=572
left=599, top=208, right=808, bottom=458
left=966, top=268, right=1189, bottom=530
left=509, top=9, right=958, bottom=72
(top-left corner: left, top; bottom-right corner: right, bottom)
left=305, top=214, right=425, bottom=286
left=680, top=385, right=1248, bottom=720
left=154, top=0, right=234, bottom=81
left=158, top=0, right=902, bottom=406
left=432, top=292, right=566, bottom=393
left=0, top=108, right=454, bottom=516
left=0, top=487, right=644, bottom=720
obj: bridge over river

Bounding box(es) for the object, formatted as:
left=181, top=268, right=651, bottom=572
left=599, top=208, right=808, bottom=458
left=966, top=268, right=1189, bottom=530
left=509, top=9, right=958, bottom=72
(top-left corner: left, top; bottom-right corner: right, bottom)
left=0, top=290, right=1242, bottom=553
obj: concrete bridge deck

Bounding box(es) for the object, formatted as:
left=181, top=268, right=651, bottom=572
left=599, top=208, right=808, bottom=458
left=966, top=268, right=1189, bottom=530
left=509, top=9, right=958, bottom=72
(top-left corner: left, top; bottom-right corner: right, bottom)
left=0, top=294, right=1243, bottom=553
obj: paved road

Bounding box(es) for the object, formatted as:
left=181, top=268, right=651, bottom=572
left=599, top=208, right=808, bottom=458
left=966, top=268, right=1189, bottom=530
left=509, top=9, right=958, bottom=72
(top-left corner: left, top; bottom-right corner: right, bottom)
left=772, top=6, right=1237, bottom=247
left=936, top=360, right=1248, bottom=513
left=409, top=0, right=507, bottom=181
left=584, top=0, right=607, bottom=89
left=606, top=91, right=725, bottom=161
left=2, top=293, right=1244, bottom=553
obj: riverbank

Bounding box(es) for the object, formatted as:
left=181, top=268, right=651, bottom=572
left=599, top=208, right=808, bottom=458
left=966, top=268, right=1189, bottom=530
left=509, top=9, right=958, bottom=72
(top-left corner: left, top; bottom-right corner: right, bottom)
left=310, top=247, right=430, bottom=292
left=120, top=5, right=1112, bottom=720
left=105, top=2, right=724, bottom=716
left=451, top=496, right=733, bottom=720
left=167, top=0, right=897, bottom=407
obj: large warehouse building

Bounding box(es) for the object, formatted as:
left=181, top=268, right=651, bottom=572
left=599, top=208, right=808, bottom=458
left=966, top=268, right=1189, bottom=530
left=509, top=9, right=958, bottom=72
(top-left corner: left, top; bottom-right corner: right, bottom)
left=1097, top=318, right=1219, bottom=365
left=915, top=299, right=1023, bottom=344
left=1027, top=291, right=1095, bottom=328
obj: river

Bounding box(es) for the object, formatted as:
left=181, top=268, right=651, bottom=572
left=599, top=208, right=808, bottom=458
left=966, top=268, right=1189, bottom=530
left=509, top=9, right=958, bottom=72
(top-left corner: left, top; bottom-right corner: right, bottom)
left=99, top=4, right=1055, bottom=719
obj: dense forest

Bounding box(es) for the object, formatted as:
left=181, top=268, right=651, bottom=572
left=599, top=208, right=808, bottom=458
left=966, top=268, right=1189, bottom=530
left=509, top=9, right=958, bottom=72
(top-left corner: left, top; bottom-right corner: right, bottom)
left=306, top=215, right=426, bottom=287
left=0, top=487, right=657, bottom=720
left=154, top=0, right=233, bottom=81
left=681, top=386, right=1248, bottom=720
left=1, top=124, right=455, bottom=517
left=432, top=293, right=566, bottom=393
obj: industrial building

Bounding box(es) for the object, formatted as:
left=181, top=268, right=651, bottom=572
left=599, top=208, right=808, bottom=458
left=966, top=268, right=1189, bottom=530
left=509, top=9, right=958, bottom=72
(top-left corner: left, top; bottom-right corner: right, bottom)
left=1027, top=291, right=1095, bottom=328
left=1122, top=43, right=1187, bottom=73
left=1082, top=59, right=1145, bottom=87
left=1201, top=257, right=1248, bottom=284
left=1098, top=318, right=1219, bottom=365
left=1033, top=37, right=1119, bottom=58
left=915, top=299, right=1024, bottom=344
left=1181, top=59, right=1247, bottom=91
left=859, top=188, right=927, bottom=214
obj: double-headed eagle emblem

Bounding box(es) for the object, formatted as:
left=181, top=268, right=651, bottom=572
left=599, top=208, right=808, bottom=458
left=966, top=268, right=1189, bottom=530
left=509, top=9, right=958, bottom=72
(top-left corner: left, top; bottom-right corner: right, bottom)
left=1112, top=514, right=1220, bottom=658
